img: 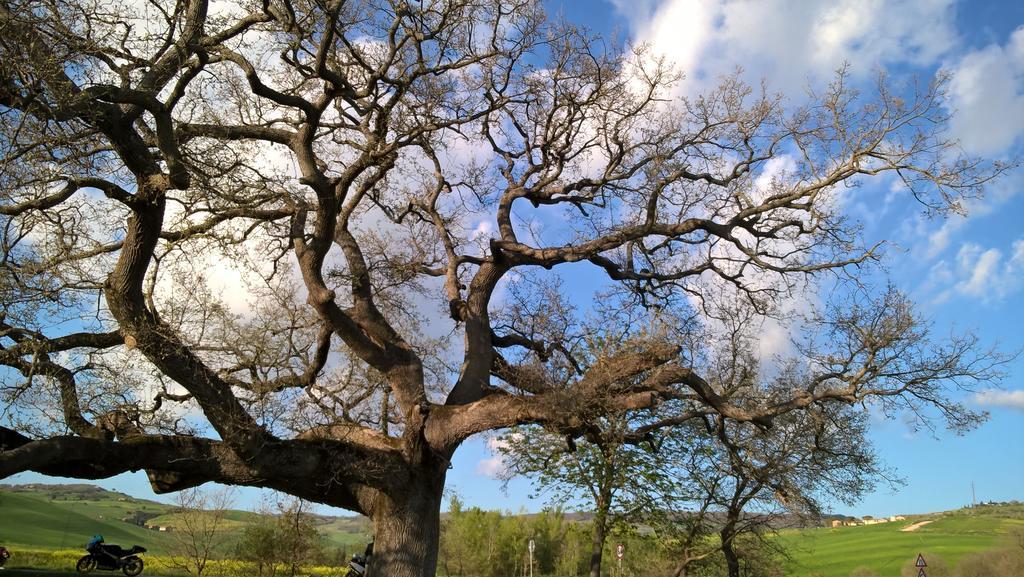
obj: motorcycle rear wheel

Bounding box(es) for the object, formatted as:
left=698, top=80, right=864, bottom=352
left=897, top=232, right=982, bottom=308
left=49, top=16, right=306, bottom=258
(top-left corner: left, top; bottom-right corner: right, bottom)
left=76, top=555, right=98, bottom=573
left=122, top=557, right=144, bottom=576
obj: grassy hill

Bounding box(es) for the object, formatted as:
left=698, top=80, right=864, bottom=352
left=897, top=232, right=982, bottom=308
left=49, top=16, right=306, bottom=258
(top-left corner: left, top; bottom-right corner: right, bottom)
left=0, top=490, right=171, bottom=553
left=779, top=504, right=1024, bottom=576
left=0, top=484, right=370, bottom=556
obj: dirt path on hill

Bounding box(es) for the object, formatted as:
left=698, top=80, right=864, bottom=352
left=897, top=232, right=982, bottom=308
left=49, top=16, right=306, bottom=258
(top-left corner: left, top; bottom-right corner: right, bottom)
left=900, top=520, right=934, bottom=532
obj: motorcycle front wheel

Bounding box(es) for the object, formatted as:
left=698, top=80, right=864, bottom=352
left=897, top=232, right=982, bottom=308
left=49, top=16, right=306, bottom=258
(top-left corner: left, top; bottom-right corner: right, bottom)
left=122, top=556, right=144, bottom=576
left=76, top=555, right=97, bottom=573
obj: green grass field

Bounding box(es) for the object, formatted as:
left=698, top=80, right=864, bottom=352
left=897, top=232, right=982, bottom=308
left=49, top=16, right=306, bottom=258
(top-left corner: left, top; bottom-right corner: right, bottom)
left=0, top=485, right=370, bottom=558
left=0, top=491, right=170, bottom=553
left=779, top=507, right=1024, bottom=576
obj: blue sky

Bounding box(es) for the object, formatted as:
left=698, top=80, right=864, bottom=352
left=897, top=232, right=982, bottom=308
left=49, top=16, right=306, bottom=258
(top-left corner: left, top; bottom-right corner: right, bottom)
left=7, top=0, right=1024, bottom=520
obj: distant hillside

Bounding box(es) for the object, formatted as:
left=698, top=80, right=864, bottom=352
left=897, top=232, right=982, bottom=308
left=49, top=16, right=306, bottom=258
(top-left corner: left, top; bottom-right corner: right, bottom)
left=0, top=489, right=171, bottom=553
left=4, top=483, right=145, bottom=502
left=0, top=484, right=370, bottom=554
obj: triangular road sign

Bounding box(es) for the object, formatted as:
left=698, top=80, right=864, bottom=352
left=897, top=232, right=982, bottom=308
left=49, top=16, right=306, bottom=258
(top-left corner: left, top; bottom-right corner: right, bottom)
left=916, top=553, right=927, bottom=567
left=917, top=568, right=927, bottom=577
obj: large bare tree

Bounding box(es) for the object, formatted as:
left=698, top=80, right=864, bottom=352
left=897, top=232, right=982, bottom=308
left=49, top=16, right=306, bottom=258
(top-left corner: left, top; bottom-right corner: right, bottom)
left=0, top=1, right=1010, bottom=575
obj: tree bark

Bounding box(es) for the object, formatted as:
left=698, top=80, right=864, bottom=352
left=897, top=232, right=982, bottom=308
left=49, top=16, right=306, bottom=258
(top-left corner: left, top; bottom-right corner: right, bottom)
left=588, top=513, right=607, bottom=577
left=589, top=491, right=613, bottom=577
left=721, top=520, right=740, bottom=577
left=367, top=469, right=446, bottom=577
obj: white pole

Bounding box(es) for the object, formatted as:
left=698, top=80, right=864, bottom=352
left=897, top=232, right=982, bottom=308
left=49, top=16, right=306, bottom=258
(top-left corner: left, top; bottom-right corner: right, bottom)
left=528, top=539, right=535, bottom=577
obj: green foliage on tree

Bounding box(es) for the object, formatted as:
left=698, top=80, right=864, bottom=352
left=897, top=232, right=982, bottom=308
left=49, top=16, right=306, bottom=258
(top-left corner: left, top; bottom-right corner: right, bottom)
left=235, top=521, right=280, bottom=577
left=233, top=498, right=324, bottom=577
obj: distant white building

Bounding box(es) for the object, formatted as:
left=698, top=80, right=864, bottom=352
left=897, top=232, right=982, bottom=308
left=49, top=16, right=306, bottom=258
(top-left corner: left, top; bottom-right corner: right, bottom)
left=144, top=524, right=173, bottom=532
left=837, top=515, right=905, bottom=527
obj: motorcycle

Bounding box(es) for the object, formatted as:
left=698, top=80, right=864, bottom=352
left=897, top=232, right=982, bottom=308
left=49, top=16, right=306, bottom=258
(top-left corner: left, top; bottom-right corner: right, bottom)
left=76, top=542, right=146, bottom=576
left=347, top=542, right=373, bottom=577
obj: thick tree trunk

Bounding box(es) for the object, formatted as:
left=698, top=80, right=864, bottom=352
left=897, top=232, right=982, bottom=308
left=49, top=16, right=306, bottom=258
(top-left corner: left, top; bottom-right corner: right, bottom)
left=367, top=470, right=445, bottom=577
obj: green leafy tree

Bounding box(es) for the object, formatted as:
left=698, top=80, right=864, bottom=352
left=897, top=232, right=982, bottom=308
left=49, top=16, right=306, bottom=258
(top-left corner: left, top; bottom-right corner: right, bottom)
left=496, top=324, right=699, bottom=577
left=235, top=521, right=280, bottom=577
left=500, top=408, right=686, bottom=577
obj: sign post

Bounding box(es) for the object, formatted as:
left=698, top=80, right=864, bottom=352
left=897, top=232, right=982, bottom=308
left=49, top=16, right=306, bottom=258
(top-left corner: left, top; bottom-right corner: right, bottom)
left=528, top=539, right=535, bottom=577
left=915, top=552, right=927, bottom=577
left=616, top=543, right=624, bottom=577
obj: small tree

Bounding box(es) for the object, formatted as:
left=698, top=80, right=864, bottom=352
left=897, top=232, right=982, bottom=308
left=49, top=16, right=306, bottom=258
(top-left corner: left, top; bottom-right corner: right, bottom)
left=235, top=514, right=280, bottom=577
left=164, top=486, right=236, bottom=577
left=234, top=496, right=324, bottom=577
left=275, top=497, right=324, bottom=577
left=438, top=495, right=470, bottom=577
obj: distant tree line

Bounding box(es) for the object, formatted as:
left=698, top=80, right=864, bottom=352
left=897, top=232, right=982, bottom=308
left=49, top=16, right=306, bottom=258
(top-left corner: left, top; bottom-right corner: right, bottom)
left=438, top=495, right=784, bottom=577
left=218, top=489, right=789, bottom=577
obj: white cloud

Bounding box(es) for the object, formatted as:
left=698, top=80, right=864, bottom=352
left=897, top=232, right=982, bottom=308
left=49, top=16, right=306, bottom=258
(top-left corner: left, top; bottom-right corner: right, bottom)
left=621, top=0, right=958, bottom=96
left=752, top=155, right=798, bottom=203
left=471, top=219, right=496, bottom=241
left=974, top=389, right=1024, bottom=411
left=928, top=238, right=1024, bottom=303
left=904, top=170, right=1024, bottom=264
left=475, top=435, right=511, bottom=479
left=632, top=0, right=716, bottom=87
left=616, top=1, right=1021, bottom=284
left=607, top=0, right=660, bottom=33
left=920, top=259, right=955, bottom=305
left=946, top=27, right=1024, bottom=155
left=922, top=216, right=967, bottom=260
left=956, top=243, right=1003, bottom=297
